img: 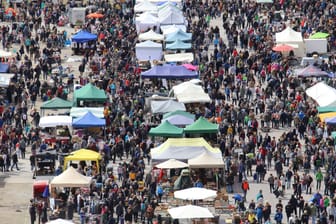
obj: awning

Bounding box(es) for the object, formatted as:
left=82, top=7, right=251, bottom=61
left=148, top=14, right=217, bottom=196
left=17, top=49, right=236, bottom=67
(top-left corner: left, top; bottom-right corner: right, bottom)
left=0, top=73, right=14, bottom=87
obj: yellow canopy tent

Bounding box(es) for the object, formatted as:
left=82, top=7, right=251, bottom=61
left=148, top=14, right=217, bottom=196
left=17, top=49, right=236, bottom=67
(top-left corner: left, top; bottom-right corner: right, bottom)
left=318, top=112, right=336, bottom=122
left=64, top=149, right=102, bottom=171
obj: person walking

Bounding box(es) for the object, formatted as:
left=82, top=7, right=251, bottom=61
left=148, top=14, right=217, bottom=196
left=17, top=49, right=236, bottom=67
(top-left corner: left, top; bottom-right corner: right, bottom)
left=29, top=199, right=36, bottom=224
left=268, top=173, right=275, bottom=193
left=316, top=169, right=323, bottom=190
left=241, top=179, right=250, bottom=201
left=274, top=208, right=283, bottom=224
left=10, top=151, right=19, bottom=171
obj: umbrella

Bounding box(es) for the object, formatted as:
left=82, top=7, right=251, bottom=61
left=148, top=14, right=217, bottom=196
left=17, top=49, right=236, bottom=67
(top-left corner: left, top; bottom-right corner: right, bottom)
left=182, top=63, right=198, bottom=71
left=174, top=187, right=217, bottom=200
left=155, top=159, right=188, bottom=169
left=5, top=8, right=16, bottom=17
left=86, top=12, right=104, bottom=19
left=233, top=193, right=242, bottom=201
left=42, top=185, right=50, bottom=198
left=168, top=205, right=214, bottom=219
left=310, top=32, right=329, bottom=39
left=47, top=219, right=74, bottom=224
left=272, top=44, right=294, bottom=52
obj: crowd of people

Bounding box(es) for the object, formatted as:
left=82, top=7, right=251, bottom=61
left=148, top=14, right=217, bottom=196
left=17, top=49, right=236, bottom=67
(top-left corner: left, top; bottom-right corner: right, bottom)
left=0, top=0, right=334, bottom=223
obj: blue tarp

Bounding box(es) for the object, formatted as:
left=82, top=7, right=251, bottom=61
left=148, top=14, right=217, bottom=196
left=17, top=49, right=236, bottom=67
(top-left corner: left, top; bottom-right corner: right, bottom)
left=141, top=64, right=198, bottom=79
left=166, top=39, right=192, bottom=50
left=165, top=30, right=192, bottom=42
left=0, top=63, right=9, bottom=73
left=71, top=30, right=98, bottom=43
left=72, top=111, right=106, bottom=128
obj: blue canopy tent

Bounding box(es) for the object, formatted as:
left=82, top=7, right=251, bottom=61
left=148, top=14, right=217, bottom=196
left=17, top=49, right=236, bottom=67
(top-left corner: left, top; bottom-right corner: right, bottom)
left=165, top=30, right=192, bottom=42
left=0, top=63, right=9, bottom=73
left=72, top=111, right=106, bottom=128
left=141, top=64, right=198, bottom=79
left=71, top=30, right=98, bottom=43
left=166, top=39, right=191, bottom=50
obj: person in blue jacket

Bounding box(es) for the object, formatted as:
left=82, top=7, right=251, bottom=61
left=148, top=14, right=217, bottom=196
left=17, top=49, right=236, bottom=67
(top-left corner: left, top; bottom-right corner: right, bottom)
left=274, top=208, right=283, bottom=224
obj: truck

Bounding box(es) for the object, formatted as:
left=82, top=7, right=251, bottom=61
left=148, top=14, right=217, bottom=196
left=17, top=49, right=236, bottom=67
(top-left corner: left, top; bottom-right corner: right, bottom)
left=68, top=7, right=86, bottom=27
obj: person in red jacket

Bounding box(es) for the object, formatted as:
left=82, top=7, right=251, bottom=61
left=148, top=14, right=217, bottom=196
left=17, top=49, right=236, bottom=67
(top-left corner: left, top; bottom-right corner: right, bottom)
left=242, top=179, right=250, bottom=201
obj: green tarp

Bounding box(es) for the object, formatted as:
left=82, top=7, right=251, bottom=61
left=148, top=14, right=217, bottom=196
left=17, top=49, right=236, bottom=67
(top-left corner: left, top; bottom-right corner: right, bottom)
left=41, top=97, right=73, bottom=109
left=310, top=32, right=329, bottom=39
left=317, top=106, right=336, bottom=113
left=74, top=83, right=107, bottom=106
left=163, top=110, right=195, bottom=119
left=184, top=117, right=219, bottom=134
left=149, top=121, right=184, bottom=137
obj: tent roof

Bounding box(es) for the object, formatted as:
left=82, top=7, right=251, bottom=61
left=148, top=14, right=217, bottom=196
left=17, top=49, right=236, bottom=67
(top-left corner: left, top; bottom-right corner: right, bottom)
left=158, top=10, right=184, bottom=25
left=136, top=12, right=159, bottom=22
left=184, top=117, right=219, bottom=134
left=164, top=53, right=194, bottom=62
left=151, top=137, right=221, bottom=161
left=163, top=110, right=195, bottom=119
left=317, top=106, right=336, bottom=113
left=170, top=82, right=211, bottom=103
left=50, top=166, right=91, bottom=188
left=295, top=65, right=329, bottom=77
left=70, top=107, right=104, bottom=118
left=134, top=0, right=158, bottom=12
left=318, top=112, right=336, bottom=122
left=39, top=115, right=72, bottom=128
left=136, top=40, right=162, bottom=48
left=161, top=114, right=194, bottom=126
left=0, top=49, right=13, bottom=58
left=41, top=97, right=73, bottom=109
left=149, top=120, right=184, bottom=137
left=74, top=83, right=107, bottom=104
left=166, top=39, right=191, bottom=50
left=138, top=30, right=164, bottom=41
left=165, top=29, right=192, bottom=42
left=188, top=151, right=224, bottom=168
left=161, top=24, right=186, bottom=35
left=65, top=149, right=102, bottom=162
left=141, top=64, right=198, bottom=79
left=151, top=100, right=186, bottom=114
left=305, top=82, right=336, bottom=107
left=275, top=27, right=303, bottom=43
left=71, top=30, right=97, bottom=43
left=72, top=111, right=106, bottom=128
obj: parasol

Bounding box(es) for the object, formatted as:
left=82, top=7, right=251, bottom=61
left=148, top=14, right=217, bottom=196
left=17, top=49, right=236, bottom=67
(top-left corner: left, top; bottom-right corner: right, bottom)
left=5, top=8, right=16, bottom=17
left=174, top=187, right=217, bottom=200
left=86, top=12, right=104, bottom=19
left=168, top=205, right=214, bottom=219
left=272, top=44, right=294, bottom=52
left=155, top=159, right=188, bottom=169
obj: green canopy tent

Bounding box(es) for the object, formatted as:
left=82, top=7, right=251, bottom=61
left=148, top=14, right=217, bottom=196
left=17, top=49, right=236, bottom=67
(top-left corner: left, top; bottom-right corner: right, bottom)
left=73, top=83, right=107, bottom=106
left=317, top=106, right=336, bottom=113
left=184, top=117, right=219, bottom=134
left=41, top=97, right=73, bottom=109
left=149, top=121, right=184, bottom=137
left=163, top=110, right=195, bottom=119
left=310, top=32, right=329, bottom=39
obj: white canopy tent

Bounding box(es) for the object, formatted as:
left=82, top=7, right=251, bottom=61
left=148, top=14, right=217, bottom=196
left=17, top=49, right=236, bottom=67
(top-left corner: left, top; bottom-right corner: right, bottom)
left=138, top=30, right=164, bottom=41
left=39, top=115, right=72, bottom=128
left=0, top=73, right=14, bottom=87
left=174, top=187, right=217, bottom=200
left=134, top=0, right=158, bottom=12
left=151, top=99, right=186, bottom=114
left=159, top=10, right=185, bottom=25
left=136, top=40, right=163, bottom=61
left=0, top=49, right=14, bottom=58
left=50, top=166, right=92, bottom=188
left=305, top=82, right=336, bottom=107
left=164, top=53, right=194, bottom=62
left=275, top=26, right=305, bottom=57
left=135, top=12, right=160, bottom=33
left=188, top=151, right=224, bottom=168
left=161, top=25, right=187, bottom=35
left=136, top=0, right=182, bottom=3
left=168, top=205, right=214, bottom=219
left=155, top=159, right=188, bottom=169
left=70, top=107, right=104, bottom=118
left=169, top=82, right=211, bottom=103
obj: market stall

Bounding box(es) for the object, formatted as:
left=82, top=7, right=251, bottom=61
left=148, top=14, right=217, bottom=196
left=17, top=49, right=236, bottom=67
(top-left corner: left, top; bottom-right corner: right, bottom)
left=63, top=149, right=102, bottom=171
